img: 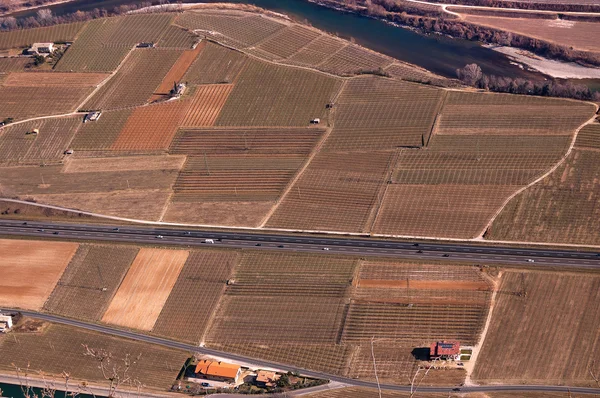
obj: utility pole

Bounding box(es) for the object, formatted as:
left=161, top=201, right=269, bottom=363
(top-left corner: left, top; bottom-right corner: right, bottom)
left=204, top=151, right=210, bottom=176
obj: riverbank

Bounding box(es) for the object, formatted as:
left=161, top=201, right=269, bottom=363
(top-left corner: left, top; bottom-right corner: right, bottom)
left=491, top=46, right=600, bottom=79
left=0, top=0, right=74, bottom=17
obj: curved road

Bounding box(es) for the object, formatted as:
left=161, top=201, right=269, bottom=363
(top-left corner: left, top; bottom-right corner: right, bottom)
left=0, top=219, right=599, bottom=269
left=1, top=309, right=599, bottom=396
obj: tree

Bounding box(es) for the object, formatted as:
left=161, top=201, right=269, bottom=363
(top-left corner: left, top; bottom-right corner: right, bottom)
left=33, top=55, right=46, bottom=66
left=36, top=9, right=53, bottom=23
left=276, top=373, right=290, bottom=388
left=456, top=63, right=483, bottom=86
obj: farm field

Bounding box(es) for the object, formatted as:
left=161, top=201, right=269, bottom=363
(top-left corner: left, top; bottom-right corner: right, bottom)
left=157, top=25, right=198, bottom=49
left=55, top=15, right=174, bottom=72
left=472, top=271, right=600, bottom=386
left=317, top=44, right=394, bottom=76
left=574, top=122, right=600, bottom=150
left=44, top=244, right=138, bottom=321
left=172, top=155, right=306, bottom=202
left=112, top=99, right=190, bottom=151
left=69, top=108, right=133, bottom=151
left=83, top=48, right=182, bottom=110
left=63, top=155, right=185, bottom=173
left=254, top=24, right=321, bottom=59
left=205, top=252, right=357, bottom=374
left=0, top=85, right=93, bottom=121
left=183, top=42, right=247, bottom=84
left=461, top=15, right=600, bottom=52
left=181, top=84, right=233, bottom=127
left=369, top=91, right=595, bottom=239
left=0, top=323, right=188, bottom=391
left=0, top=57, right=29, bottom=72
left=284, top=35, right=346, bottom=68
left=323, top=76, right=444, bottom=151
left=215, top=58, right=342, bottom=127
left=152, top=250, right=239, bottom=343
left=385, top=62, right=451, bottom=86
left=150, top=42, right=205, bottom=100
left=175, top=11, right=285, bottom=49
left=266, top=151, right=393, bottom=232
left=486, top=149, right=600, bottom=245
left=102, top=248, right=188, bottom=330
left=0, top=22, right=86, bottom=50
left=0, top=238, right=78, bottom=310
left=0, top=116, right=82, bottom=165
left=2, top=72, right=108, bottom=87
left=171, top=127, right=324, bottom=155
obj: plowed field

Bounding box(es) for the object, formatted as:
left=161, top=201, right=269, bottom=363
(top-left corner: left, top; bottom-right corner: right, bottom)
left=183, top=42, right=247, bottom=84
left=0, top=86, right=93, bottom=120
left=180, top=84, right=233, bottom=127
left=0, top=22, right=86, bottom=50
left=112, top=100, right=190, bottom=151
left=2, top=72, right=108, bottom=87
left=0, top=238, right=78, bottom=310
left=150, top=42, right=205, bottom=101
left=102, top=248, right=188, bottom=330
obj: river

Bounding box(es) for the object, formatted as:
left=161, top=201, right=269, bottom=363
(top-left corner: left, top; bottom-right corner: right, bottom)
left=8, top=0, right=547, bottom=80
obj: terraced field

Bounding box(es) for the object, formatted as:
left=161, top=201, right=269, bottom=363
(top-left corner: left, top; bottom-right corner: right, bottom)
left=215, top=58, right=342, bottom=127
left=44, top=244, right=138, bottom=321
left=0, top=116, right=82, bottom=165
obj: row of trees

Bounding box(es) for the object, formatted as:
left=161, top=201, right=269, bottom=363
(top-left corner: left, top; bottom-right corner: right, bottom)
left=457, top=63, right=600, bottom=101
left=335, top=0, right=600, bottom=67
left=0, top=1, right=171, bottom=31
left=420, top=0, right=600, bottom=13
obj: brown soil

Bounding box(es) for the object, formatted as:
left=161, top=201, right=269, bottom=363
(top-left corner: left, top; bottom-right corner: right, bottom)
left=358, top=279, right=490, bottom=290
left=0, top=238, right=78, bottom=310
left=163, top=200, right=275, bottom=227
left=102, top=248, right=189, bottom=330
left=63, top=155, right=186, bottom=173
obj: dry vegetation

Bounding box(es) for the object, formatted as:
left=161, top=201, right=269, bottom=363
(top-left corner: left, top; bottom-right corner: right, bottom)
left=0, top=323, right=188, bottom=391
left=462, top=14, right=600, bottom=52
left=56, top=15, right=173, bottom=72
left=0, top=238, right=78, bottom=310
left=44, top=244, right=138, bottom=321
left=183, top=42, right=247, bottom=84
left=0, top=22, right=86, bottom=50
left=487, top=148, right=600, bottom=244
left=175, top=11, right=285, bottom=49
left=83, top=48, right=182, bottom=110
left=0, top=116, right=82, bottom=165
left=152, top=250, right=238, bottom=343
left=102, top=248, right=188, bottom=330
left=215, top=58, right=342, bottom=127
left=473, top=271, right=600, bottom=386
left=162, top=200, right=275, bottom=227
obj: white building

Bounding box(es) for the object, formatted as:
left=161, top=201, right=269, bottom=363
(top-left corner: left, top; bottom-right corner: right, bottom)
left=0, top=314, right=13, bottom=333
left=28, top=43, right=54, bottom=55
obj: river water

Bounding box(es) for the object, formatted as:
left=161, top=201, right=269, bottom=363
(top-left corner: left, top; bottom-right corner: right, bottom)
left=8, top=0, right=545, bottom=80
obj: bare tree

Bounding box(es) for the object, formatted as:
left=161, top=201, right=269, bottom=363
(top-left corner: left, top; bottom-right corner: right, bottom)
left=590, top=360, right=600, bottom=388
left=36, top=9, right=53, bottom=22
left=82, top=344, right=143, bottom=397
left=456, top=63, right=483, bottom=86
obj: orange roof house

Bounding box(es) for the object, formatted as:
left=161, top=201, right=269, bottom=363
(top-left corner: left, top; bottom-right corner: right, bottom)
left=256, top=370, right=281, bottom=388
left=195, top=360, right=242, bottom=383
left=429, top=341, right=460, bottom=359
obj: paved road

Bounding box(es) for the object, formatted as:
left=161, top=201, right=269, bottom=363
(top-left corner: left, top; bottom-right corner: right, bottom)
left=1, top=219, right=600, bottom=269
left=2, top=309, right=600, bottom=395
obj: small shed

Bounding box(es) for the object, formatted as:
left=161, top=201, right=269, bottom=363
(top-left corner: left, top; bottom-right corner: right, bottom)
left=0, top=314, right=13, bottom=333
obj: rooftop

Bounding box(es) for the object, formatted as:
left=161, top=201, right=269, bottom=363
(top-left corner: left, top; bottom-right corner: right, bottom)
left=195, top=360, right=240, bottom=379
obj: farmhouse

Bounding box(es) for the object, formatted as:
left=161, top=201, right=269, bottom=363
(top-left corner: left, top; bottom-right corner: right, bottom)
left=28, top=43, right=54, bottom=55
left=255, top=370, right=281, bottom=388
left=0, top=314, right=13, bottom=333
left=430, top=341, right=460, bottom=360
left=194, top=360, right=242, bottom=384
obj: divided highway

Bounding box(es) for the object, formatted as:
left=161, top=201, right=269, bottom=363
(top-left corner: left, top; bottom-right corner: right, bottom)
left=0, top=219, right=600, bottom=269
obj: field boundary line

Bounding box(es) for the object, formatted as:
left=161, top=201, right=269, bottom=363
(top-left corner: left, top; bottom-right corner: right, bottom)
left=364, top=150, right=398, bottom=234
left=475, top=103, right=600, bottom=240
left=75, top=45, right=136, bottom=111
left=463, top=270, right=502, bottom=386
left=258, top=79, right=349, bottom=228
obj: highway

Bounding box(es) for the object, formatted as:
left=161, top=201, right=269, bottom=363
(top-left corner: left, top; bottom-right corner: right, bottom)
left=1, top=309, right=600, bottom=396
left=1, top=219, right=600, bottom=269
